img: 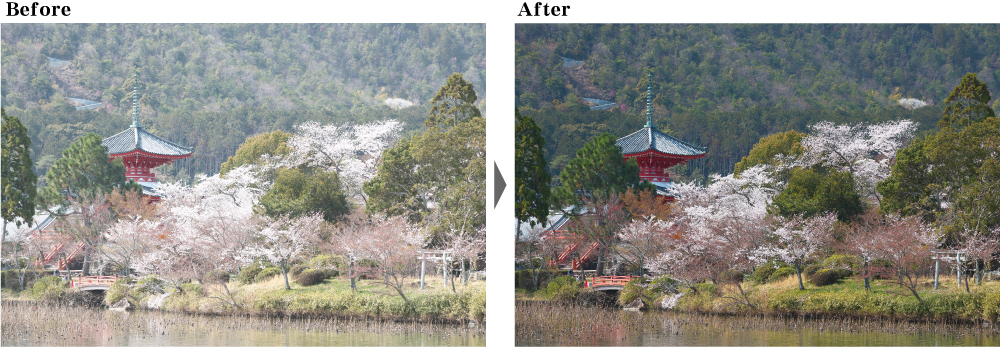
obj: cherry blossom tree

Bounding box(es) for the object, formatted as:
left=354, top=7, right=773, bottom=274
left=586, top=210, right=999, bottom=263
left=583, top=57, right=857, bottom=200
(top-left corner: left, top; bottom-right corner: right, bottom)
left=960, top=228, right=1000, bottom=286
left=242, top=214, right=324, bottom=290
left=330, top=212, right=425, bottom=306
left=283, top=120, right=402, bottom=202
left=868, top=215, right=937, bottom=304
left=616, top=216, right=676, bottom=276
left=799, top=120, right=917, bottom=201
left=760, top=214, right=837, bottom=290
left=132, top=167, right=265, bottom=306
left=447, top=226, right=485, bottom=287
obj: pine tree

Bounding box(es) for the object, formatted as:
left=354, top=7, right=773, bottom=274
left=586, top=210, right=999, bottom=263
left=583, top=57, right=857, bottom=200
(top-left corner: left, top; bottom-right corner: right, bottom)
left=39, top=133, right=138, bottom=211
left=515, top=110, right=551, bottom=241
left=2, top=110, right=37, bottom=243
left=940, top=73, right=995, bottom=128
left=426, top=73, right=481, bottom=129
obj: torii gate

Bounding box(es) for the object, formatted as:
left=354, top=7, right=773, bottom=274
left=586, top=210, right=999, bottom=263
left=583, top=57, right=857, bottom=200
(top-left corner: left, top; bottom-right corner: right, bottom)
left=931, top=250, right=967, bottom=290
left=417, top=250, right=453, bottom=290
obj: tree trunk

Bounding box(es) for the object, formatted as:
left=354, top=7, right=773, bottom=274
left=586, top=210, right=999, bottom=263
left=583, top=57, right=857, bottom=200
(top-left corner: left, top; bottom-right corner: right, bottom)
left=82, top=254, right=90, bottom=276
left=450, top=267, right=457, bottom=293
left=596, top=255, right=604, bottom=276
left=795, top=259, right=805, bottom=290
left=280, top=259, right=291, bottom=290
left=349, top=259, right=357, bottom=292
left=864, top=276, right=870, bottom=292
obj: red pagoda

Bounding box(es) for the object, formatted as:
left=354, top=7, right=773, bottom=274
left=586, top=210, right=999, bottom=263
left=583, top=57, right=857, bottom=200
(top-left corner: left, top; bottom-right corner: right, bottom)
left=615, top=74, right=706, bottom=197
left=101, top=73, right=193, bottom=199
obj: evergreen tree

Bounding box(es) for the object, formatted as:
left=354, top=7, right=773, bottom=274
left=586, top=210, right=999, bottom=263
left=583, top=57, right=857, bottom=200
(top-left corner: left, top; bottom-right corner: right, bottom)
left=257, top=167, right=350, bottom=223
left=939, top=73, right=995, bottom=128
left=555, top=133, right=648, bottom=209
left=39, top=133, right=138, bottom=212
left=426, top=73, right=481, bottom=129
left=515, top=110, right=551, bottom=240
left=772, top=167, right=864, bottom=222
left=2, top=110, right=37, bottom=243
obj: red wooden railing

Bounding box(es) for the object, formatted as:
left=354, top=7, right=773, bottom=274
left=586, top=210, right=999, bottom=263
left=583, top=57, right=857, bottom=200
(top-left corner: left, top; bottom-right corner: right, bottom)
left=590, top=276, right=639, bottom=288
left=75, top=276, right=121, bottom=288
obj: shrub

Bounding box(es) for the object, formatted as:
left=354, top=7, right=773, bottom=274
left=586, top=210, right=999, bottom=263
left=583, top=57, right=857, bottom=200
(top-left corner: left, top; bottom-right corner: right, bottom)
left=769, top=267, right=797, bottom=283
left=205, top=270, right=231, bottom=284
left=619, top=277, right=657, bottom=307
left=810, top=268, right=852, bottom=286
left=237, top=264, right=263, bottom=284
left=309, top=254, right=346, bottom=270
left=649, top=275, right=680, bottom=295
left=750, top=264, right=777, bottom=284
left=289, top=264, right=309, bottom=277
left=546, top=276, right=582, bottom=301
left=62, top=289, right=102, bottom=307
left=718, top=270, right=745, bottom=284
left=255, top=267, right=282, bottom=283
left=1, top=269, right=41, bottom=290
left=296, top=268, right=331, bottom=286
left=803, top=264, right=823, bottom=277
left=104, top=277, right=136, bottom=306
left=32, top=276, right=68, bottom=301
left=824, top=254, right=861, bottom=270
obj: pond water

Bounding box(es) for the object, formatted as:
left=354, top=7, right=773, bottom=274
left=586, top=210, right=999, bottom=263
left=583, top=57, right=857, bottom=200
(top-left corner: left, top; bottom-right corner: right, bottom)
left=2, top=301, right=484, bottom=346
left=515, top=301, right=999, bottom=346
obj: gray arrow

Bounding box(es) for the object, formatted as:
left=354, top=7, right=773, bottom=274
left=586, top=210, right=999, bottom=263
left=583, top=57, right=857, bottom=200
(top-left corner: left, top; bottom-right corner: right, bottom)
left=494, top=161, right=506, bottom=208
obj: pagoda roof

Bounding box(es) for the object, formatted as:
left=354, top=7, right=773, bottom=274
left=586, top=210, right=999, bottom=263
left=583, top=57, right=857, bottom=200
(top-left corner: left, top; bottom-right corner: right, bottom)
left=616, top=126, right=706, bottom=157
left=102, top=126, right=193, bottom=157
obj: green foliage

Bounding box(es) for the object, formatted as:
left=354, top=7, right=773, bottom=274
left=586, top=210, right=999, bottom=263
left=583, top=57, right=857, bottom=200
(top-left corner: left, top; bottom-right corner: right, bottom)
left=750, top=265, right=777, bottom=284
left=219, top=130, right=291, bottom=177
left=2, top=110, right=37, bottom=232
left=308, top=254, right=346, bottom=270
left=809, top=269, right=852, bottom=286
left=514, top=269, right=565, bottom=290
left=940, top=73, right=996, bottom=128
left=823, top=254, right=862, bottom=270
left=546, top=276, right=583, bottom=301
left=237, top=261, right=270, bottom=284
left=514, top=110, right=551, bottom=232
left=295, top=268, right=333, bottom=286
left=103, top=277, right=136, bottom=306
left=258, top=167, right=350, bottom=223
left=31, top=276, right=67, bottom=301
left=554, top=133, right=648, bottom=207
left=718, top=269, right=745, bottom=284
left=365, top=113, right=486, bottom=244
left=204, top=270, right=231, bottom=284
left=39, top=133, right=139, bottom=209
left=0, top=269, right=41, bottom=290
left=772, top=167, right=864, bottom=222
left=289, top=264, right=308, bottom=277
left=769, top=267, right=797, bottom=283
left=255, top=267, right=282, bottom=283
left=733, top=130, right=804, bottom=177
left=426, top=73, right=482, bottom=129
left=803, top=264, right=823, bottom=278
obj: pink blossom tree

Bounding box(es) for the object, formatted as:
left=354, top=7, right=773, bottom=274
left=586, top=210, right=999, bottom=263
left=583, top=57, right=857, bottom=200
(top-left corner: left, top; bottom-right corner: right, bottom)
left=447, top=226, right=485, bottom=288
left=960, top=228, right=1000, bottom=286
left=868, top=215, right=938, bottom=304
left=330, top=212, right=425, bottom=306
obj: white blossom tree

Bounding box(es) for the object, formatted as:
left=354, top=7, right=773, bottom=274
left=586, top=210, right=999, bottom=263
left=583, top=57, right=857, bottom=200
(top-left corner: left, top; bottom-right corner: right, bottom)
left=242, top=214, right=324, bottom=290
left=283, top=120, right=402, bottom=202
left=798, top=120, right=917, bottom=201
left=898, top=98, right=929, bottom=110
left=961, top=228, right=1000, bottom=286
left=759, top=214, right=837, bottom=290
left=447, top=226, right=485, bottom=287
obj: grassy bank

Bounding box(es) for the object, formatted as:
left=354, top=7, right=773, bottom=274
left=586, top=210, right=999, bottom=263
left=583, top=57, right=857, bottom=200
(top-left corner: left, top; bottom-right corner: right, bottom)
left=3, top=274, right=485, bottom=323
left=677, top=276, right=1000, bottom=322
left=514, top=273, right=1000, bottom=322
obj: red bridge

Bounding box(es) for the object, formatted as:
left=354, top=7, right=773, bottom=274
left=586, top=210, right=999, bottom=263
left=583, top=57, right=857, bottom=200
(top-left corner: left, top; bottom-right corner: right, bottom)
left=74, top=276, right=122, bottom=291
left=589, top=276, right=640, bottom=291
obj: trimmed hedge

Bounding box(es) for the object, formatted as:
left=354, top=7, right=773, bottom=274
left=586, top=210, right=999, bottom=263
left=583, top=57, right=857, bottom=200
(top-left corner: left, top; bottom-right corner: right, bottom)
left=296, top=269, right=335, bottom=286
left=289, top=264, right=308, bottom=277
left=255, top=267, right=282, bottom=282
left=810, top=269, right=853, bottom=286
left=237, top=265, right=263, bottom=284
left=769, top=267, right=797, bottom=282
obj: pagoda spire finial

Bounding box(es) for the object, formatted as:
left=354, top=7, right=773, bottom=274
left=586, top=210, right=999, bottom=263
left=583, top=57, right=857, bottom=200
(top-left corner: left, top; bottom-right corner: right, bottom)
left=644, top=72, right=654, bottom=128
left=131, top=70, right=141, bottom=128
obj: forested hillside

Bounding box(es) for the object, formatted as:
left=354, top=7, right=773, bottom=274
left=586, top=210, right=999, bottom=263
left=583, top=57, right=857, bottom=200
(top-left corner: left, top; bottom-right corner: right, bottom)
left=1, top=23, right=485, bottom=181
left=515, top=24, right=1000, bottom=181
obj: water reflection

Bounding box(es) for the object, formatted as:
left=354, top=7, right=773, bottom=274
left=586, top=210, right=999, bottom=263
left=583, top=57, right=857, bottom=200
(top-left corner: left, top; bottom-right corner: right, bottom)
left=515, top=301, right=998, bottom=346
left=2, top=301, right=484, bottom=346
